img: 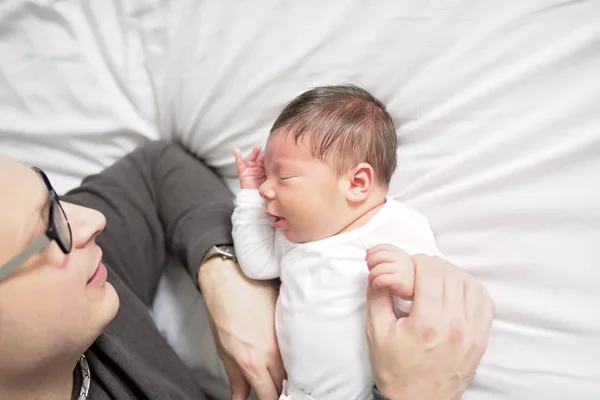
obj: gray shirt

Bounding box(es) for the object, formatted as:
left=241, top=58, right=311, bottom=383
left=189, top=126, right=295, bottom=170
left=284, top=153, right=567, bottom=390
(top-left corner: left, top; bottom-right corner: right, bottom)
left=65, top=141, right=233, bottom=399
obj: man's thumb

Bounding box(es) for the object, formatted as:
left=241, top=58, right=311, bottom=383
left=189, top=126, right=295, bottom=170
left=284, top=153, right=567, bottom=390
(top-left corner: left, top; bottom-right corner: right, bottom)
left=366, top=283, right=397, bottom=329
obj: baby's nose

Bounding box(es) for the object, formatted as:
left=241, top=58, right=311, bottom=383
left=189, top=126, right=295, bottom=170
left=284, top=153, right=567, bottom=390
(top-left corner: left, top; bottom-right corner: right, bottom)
left=258, top=182, right=275, bottom=199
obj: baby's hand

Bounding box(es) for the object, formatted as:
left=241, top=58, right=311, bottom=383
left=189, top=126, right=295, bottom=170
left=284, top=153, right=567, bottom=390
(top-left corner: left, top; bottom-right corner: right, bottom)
left=234, top=145, right=266, bottom=190
left=365, top=244, right=415, bottom=299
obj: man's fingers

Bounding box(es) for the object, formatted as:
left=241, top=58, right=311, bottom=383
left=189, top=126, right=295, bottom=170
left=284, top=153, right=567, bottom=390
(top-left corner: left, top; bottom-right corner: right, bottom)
left=243, top=366, right=279, bottom=400
left=222, top=354, right=251, bottom=400
left=410, top=255, right=444, bottom=320
left=442, top=266, right=465, bottom=315
left=366, top=283, right=397, bottom=334
left=464, top=275, right=495, bottom=332
left=267, top=353, right=286, bottom=395
left=463, top=276, right=495, bottom=365
left=234, top=149, right=246, bottom=175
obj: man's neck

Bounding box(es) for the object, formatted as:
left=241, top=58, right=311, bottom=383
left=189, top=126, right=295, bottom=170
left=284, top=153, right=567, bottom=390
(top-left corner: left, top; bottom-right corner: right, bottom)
left=0, top=364, right=75, bottom=400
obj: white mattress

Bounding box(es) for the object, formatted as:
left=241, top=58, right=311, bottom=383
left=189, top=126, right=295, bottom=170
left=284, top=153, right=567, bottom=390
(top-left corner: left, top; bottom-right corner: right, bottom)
left=2, top=1, right=599, bottom=399
left=0, top=0, right=187, bottom=192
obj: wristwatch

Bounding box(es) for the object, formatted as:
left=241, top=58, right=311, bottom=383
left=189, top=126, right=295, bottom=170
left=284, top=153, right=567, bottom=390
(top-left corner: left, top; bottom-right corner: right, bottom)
left=200, top=244, right=237, bottom=265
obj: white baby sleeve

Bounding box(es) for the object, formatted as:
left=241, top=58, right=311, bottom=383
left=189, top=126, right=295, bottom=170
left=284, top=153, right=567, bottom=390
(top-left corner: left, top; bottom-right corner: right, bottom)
left=232, top=189, right=282, bottom=279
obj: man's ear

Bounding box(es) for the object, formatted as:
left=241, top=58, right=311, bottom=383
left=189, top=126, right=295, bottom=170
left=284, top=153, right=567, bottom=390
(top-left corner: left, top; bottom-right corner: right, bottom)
left=344, top=162, right=375, bottom=203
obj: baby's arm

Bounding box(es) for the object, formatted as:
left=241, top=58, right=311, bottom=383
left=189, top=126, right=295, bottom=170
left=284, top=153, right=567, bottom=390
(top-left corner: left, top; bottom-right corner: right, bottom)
left=232, top=189, right=281, bottom=279
left=232, top=146, right=281, bottom=279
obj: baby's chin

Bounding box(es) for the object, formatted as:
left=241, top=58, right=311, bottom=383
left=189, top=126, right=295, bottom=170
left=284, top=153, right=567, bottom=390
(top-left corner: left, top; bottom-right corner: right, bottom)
left=282, top=230, right=304, bottom=243
left=282, top=228, right=312, bottom=244
left=282, top=228, right=331, bottom=244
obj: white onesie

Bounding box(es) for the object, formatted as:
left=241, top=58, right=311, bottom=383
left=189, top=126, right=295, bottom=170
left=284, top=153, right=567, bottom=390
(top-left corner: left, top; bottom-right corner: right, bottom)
left=232, top=189, right=441, bottom=400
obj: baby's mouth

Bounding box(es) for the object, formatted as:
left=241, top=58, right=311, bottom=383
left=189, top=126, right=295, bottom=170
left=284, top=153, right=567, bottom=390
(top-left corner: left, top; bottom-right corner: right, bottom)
left=273, top=216, right=286, bottom=228
left=265, top=211, right=277, bottom=219
left=265, top=211, right=285, bottom=227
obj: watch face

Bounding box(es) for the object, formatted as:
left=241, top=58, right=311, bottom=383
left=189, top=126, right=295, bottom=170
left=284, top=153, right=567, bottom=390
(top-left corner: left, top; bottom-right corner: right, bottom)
left=216, top=245, right=235, bottom=257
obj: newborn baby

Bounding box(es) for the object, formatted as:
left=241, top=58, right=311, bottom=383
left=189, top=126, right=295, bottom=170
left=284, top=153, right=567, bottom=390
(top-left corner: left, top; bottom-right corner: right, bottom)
left=232, top=85, right=441, bottom=400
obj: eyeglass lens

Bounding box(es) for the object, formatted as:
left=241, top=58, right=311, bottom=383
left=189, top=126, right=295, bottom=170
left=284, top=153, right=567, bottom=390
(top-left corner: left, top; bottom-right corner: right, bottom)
left=51, top=197, right=72, bottom=252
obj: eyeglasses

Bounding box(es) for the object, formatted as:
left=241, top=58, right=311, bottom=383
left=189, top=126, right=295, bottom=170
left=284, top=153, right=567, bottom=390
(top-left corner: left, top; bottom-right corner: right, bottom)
left=0, top=168, right=73, bottom=282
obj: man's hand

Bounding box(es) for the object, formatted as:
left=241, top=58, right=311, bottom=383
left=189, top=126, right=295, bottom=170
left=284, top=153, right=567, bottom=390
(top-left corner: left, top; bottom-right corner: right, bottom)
left=366, top=246, right=495, bottom=400
left=199, top=257, right=285, bottom=400
left=235, top=145, right=267, bottom=190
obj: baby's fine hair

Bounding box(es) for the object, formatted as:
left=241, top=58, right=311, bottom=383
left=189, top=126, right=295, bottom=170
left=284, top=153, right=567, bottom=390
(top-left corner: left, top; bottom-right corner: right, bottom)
left=270, top=84, right=397, bottom=187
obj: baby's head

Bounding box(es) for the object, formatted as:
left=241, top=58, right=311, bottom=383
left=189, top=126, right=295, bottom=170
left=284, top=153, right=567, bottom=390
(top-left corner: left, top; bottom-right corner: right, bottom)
left=259, top=85, right=397, bottom=243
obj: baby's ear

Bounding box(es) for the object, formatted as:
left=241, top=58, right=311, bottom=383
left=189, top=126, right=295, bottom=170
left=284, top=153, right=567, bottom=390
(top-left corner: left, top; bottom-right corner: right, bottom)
left=344, top=162, right=375, bottom=203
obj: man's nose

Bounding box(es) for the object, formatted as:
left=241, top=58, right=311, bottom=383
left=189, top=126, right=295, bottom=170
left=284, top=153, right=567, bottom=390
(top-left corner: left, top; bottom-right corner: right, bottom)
left=61, top=202, right=106, bottom=248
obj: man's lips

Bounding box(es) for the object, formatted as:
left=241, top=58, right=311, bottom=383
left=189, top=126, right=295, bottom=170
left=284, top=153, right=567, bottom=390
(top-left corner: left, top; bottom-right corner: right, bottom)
left=87, top=251, right=108, bottom=286
left=88, top=262, right=108, bottom=286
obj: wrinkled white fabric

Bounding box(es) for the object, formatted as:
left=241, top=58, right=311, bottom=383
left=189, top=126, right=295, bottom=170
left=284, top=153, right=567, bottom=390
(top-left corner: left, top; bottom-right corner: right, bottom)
left=156, top=2, right=600, bottom=398
left=2, top=1, right=600, bottom=398
left=279, top=380, right=317, bottom=400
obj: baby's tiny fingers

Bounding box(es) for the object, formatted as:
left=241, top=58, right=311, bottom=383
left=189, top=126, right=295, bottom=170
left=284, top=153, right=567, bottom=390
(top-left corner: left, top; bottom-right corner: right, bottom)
left=368, top=262, right=398, bottom=284
left=234, top=149, right=246, bottom=174
left=372, top=273, right=402, bottom=292
left=246, top=145, right=262, bottom=163
left=366, top=249, right=405, bottom=270
left=372, top=270, right=414, bottom=299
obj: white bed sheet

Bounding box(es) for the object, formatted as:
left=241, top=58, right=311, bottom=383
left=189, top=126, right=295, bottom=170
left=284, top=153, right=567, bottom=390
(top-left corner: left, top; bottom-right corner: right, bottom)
left=1, top=1, right=599, bottom=399
left=0, top=0, right=188, bottom=192
left=157, top=1, right=600, bottom=399
left=0, top=0, right=230, bottom=397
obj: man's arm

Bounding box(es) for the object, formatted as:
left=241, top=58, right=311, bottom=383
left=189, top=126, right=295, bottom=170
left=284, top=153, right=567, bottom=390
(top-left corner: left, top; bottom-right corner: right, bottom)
left=64, top=140, right=234, bottom=305
left=66, top=140, right=287, bottom=400
left=198, top=257, right=285, bottom=400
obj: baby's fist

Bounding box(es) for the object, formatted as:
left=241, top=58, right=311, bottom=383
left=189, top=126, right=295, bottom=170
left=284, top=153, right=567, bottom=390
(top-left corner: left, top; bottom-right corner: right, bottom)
left=365, top=244, right=415, bottom=299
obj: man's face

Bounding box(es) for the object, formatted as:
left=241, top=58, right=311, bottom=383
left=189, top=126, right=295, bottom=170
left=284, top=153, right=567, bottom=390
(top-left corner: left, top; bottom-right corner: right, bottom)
left=0, top=155, right=119, bottom=380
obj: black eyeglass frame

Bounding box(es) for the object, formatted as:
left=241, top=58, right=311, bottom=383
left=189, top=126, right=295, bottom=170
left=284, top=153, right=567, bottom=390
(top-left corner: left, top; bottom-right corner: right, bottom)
left=0, top=167, right=72, bottom=281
